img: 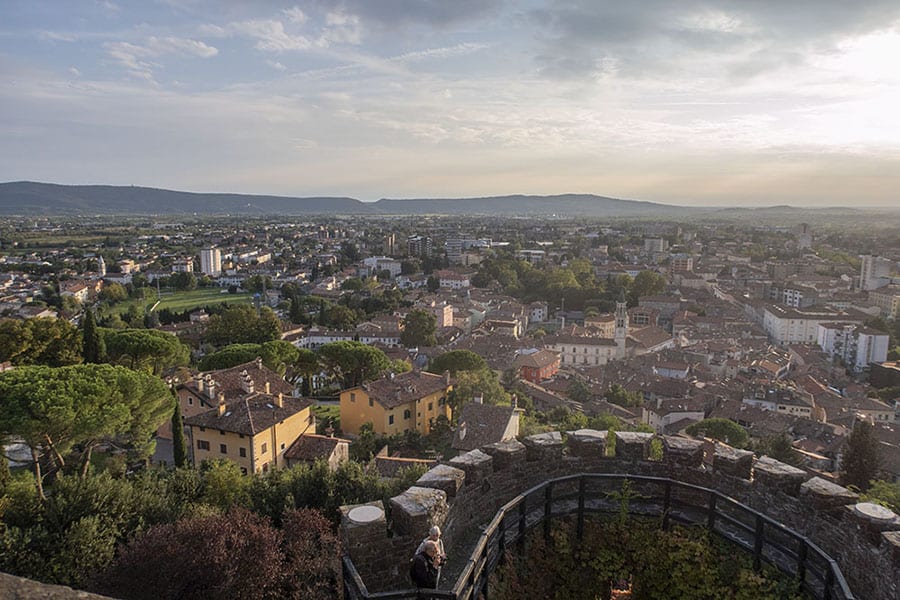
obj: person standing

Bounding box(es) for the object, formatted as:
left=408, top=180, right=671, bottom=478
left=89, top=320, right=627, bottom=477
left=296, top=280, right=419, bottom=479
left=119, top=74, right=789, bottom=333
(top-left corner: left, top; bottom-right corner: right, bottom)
left=411, top=539, right=440, bottom=589
left=415, top=526, right=446, bottom=586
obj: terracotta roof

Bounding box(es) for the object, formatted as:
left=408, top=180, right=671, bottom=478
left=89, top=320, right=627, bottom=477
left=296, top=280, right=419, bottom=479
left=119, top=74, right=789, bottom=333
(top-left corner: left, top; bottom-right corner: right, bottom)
left=514, top=349, right=560, bottom=369
left=357, top=370, right=450, bottom=410
left=452, top=403, right=517, bottom=451
left=284, top=433, right=349, bottom=461
left=183, top=359, right=294, bottom=403
left=628, top=326, right=672, bottom=349
left=184, top=394, right=312, bottom=436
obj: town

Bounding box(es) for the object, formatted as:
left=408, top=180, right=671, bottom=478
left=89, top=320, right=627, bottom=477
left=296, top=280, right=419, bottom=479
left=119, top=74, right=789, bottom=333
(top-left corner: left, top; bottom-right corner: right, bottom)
left=0, top=211, right=898, bottom=598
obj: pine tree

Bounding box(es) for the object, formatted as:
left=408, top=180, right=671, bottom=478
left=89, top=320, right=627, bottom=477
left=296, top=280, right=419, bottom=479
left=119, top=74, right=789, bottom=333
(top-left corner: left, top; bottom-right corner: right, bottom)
left=171, top=389, right=188, bottom=468
left=841, top=419, right=881, bottom=491
left=82, top=308, right=104, bottom=363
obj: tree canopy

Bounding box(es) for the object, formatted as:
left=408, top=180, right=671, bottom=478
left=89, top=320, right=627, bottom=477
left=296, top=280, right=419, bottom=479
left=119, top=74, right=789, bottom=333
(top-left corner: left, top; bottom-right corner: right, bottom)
left=400, top=309, right=437, bottom=347
left=317, top=341, right=390, bottom=389
left=104, top=328, right=190, bottom=375
left=0, top=317, right=82, bottom=367
left=204, top=305, right=282, bottom=346
left=841, top=420, right=881, bottom=491
left=686, top=418, right=749, bottom=449
left=428, top=350, right=487, bottom=375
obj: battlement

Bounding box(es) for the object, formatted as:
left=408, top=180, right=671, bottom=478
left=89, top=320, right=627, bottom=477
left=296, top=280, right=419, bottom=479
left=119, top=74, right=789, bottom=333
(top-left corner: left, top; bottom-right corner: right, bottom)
left=341, top=431, right=900, bottom=600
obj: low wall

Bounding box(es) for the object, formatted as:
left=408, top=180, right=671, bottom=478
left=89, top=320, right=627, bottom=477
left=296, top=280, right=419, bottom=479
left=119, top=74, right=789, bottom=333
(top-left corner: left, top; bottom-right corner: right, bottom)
left=341, top=431, right=900, bottom=600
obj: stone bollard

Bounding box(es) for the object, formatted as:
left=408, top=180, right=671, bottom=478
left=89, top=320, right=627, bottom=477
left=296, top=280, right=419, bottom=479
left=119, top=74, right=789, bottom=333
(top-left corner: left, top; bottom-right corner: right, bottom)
left=662, top=436, right=704, bottom=467
left=522, top=432, right=564, bottom=462
left=712, top=444, right=753, bottom=479
left=389, top=486, right=449, bottom=537
left=416, top=464, right=466, bottom=498
left=448, top=449, right=493, bottom=486
left=614, top=431, right=654, bottom=461
left=846, top=502, right=900, bottom=546
left=799, top=477, right=859, bottom=512
left=752, top=456, right=809, bottom=496
left=481, top=439, right=526, bottom=470
left=567, top=429, right=607, bottom=458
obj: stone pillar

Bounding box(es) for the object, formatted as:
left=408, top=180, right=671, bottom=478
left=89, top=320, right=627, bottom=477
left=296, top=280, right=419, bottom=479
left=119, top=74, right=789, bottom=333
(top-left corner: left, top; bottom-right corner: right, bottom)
left=448, top=449, right=493, bottom=486
left=847, top=502, right=900, bottom=545
left=567, top=429, right=607, bottom=458
left=481, top=439, right=526, bottom=470
left=522, top=432, right=564, bottom=462
left=389, top=487, right=449, bottom=537
left=662, top=436, right=704, bottom=467
left=799, top=477, right=859, bottom=512
left=711, top=444, right=753, bottom=479
left=416, top=464, right=466, bottom=498
left=752, top=456, right=809, bottom=496
left=614, top=431, right=654, bottom=461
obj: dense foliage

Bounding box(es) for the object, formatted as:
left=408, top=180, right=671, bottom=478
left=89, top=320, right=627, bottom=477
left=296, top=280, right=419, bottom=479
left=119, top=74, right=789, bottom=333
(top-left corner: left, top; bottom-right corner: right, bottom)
left=490, top=518, right=804, bottom=600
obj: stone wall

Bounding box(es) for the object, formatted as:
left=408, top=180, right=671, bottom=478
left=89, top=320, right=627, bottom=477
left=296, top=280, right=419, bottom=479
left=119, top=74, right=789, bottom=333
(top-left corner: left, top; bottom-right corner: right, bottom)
left=341, top=431, right=900, bottom=600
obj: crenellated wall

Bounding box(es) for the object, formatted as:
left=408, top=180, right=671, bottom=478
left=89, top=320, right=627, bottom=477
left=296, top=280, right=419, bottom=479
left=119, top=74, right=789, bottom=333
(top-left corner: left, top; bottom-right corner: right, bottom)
left=340, top=430, right=900, bottom=600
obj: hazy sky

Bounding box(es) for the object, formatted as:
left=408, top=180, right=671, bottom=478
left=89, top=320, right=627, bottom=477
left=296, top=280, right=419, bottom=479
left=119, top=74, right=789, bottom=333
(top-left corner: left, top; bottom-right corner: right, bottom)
left=2, top=1, right=900, bottom=206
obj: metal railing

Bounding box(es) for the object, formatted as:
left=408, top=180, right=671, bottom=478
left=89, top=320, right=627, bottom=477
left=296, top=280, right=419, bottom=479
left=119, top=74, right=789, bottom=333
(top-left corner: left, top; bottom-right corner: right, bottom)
left=342, top=473, right=855, bottom=600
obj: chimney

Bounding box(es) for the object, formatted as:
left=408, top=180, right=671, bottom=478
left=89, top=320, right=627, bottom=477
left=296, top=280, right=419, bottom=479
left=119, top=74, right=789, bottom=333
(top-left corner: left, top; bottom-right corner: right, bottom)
left=195, top=373, right=204, bottom=393
left=511, top=394, right=518, bottom=409
left=206, top=376, right=216, bottom=400
left=256, top=357, right=263, bottom=371
left=444, top=370, right=450, bottom=386
left=275, top=393, right=283, bottom=408
left=242, top=374, right=254, bottom=394
left=265, top=381, right=271, bottom=394
left=217, top=394, right=226, bottom=416
left=473, top=392, right=483, bottom=404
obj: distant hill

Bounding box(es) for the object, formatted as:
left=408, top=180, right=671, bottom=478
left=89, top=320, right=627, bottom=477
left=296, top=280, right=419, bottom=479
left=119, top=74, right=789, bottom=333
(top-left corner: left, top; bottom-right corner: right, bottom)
left=0, top=182, right=687, bottom=217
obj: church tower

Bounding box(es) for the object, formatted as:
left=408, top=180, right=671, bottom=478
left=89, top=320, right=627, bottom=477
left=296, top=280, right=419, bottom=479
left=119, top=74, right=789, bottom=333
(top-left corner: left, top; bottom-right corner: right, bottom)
left=615, top=290, right=628, bottom=359
left=97, top=254, right=106, bottom=277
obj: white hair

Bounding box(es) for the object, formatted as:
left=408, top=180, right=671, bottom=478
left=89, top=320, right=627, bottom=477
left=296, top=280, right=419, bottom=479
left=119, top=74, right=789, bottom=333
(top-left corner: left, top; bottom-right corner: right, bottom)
left=429, top=526, right=441, bottom=537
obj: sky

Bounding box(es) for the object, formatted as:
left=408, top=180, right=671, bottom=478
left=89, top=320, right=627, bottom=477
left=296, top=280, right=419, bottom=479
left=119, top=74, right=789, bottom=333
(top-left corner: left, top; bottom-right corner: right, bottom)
left=2, top=1, right=900, bottom=207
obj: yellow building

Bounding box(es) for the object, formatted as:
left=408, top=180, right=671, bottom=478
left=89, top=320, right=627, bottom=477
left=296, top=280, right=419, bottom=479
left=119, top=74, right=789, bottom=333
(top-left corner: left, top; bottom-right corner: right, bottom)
left=340, top=371, right=451, bottom=436
left=184, top=392, right=314, bottom=474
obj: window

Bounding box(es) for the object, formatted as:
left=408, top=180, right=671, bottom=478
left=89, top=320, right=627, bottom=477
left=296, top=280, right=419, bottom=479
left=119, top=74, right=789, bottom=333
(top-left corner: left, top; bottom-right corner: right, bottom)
left=220, top=444, right=227, bottom=454
left=199, top=427, right=206, bottom=432
left=428, top=402, right=433, bottom=411
left=197, top=440, right=210, bottom=450
left=369, top=398, right=374, bottom=407
left=280, top=443, right=285, bottom=450
left=239, top=447, right=246, bottom=458
left=350, top=392, right=356, bottom=402
left=220, top=430, right=226, bottom=436
left=261, top=443, right=267, bottom=454
left=262, top=463, right=269, bottom=473
left=389, top=415, right=394, bottom=425
left=239, top=434, right=244, bottom=439
left=404, top=409, right=411, bottom=419
left=240, top=467, right=248, bottom=475
left=188, top=398, right=193, bottom=405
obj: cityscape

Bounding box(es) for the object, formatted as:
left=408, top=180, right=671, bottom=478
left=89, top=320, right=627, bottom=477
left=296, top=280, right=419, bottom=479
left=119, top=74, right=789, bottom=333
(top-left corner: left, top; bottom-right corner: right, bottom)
left=2, top=2, right=900, bottom=600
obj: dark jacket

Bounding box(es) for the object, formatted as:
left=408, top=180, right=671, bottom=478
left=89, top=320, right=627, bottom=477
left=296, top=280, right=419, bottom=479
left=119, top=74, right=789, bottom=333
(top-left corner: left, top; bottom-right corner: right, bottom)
left=411, top=552, right=438, bottom=589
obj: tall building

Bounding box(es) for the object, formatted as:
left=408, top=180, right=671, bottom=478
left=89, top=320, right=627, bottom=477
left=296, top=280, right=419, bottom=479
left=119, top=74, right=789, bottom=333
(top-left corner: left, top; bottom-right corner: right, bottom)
left=615, top=291, right=629, bottom=360
left=97, top=255, right=106, bottom=277
left=200, top=248, right=222, bottom=277
left=407, top=235, right=432, bottom=257
left=859, top=254, right=893, bottom=291
left=382, top=233, right=396, bottom=256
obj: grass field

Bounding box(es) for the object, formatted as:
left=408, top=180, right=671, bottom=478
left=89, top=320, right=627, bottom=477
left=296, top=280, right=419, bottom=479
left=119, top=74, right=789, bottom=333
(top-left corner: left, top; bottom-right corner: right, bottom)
left=153, top=287, right=253, bottom=312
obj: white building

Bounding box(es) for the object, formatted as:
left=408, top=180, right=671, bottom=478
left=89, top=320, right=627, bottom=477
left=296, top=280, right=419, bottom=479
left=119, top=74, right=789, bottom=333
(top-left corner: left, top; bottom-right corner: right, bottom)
left=869, top=285, right=900, bottom=319
left=200, top=248, right=222, bottom=277
left=860, top=255, right=893, bottom=291
left=817, top=322, right=890, bottom=373
left=761, top=304, right=864, bottom=345
left=172, top=258, right=194, bottom=273
left=362, top=256, right=402, bottom=278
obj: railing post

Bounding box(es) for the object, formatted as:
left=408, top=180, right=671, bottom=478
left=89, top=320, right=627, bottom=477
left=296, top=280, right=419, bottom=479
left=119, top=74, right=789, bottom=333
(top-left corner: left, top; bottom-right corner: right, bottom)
left=577, top=476, right=586, bottom=542
left=662, top=480, right=671, bottom=531
left=518, top=498, right=527, bottom=552
left=796, top=540, right=807, bottom=588
left=544, top=482, right=554, bottom=542
left=752, top=514, right=764, bottom=571
left=823, top=563, right=835, bottom=600
left=707, top=492, right=717, bottom=531
left=498, top=513, right=507, bottom=566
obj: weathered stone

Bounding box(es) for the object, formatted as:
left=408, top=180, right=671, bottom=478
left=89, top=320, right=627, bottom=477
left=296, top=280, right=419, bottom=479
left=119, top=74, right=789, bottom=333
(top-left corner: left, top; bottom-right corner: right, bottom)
left=712, top=444, right=753, bottom=479
left=416, top=464, right=466, bottom=497
left=448, top=449, right=493, bottom=485
left=568, top=429, right=607, bottom=458
left=614, top=431, right=654, bottom=461
left=847, top=502, right=900, bottom=545
left=883, top=531, right=900, bottom=565
left=481, top=438, right=526, bottom=470
left=662, top=436, right=704, bottom=467
left=339, top=501, right=388, bottom=564
left=389, top=486, right=448, bottom=537
left=522, top=431, right=564, bottom=461
left=753, top=456, right=809, bottom=496
left=0, top=573, right=113, bottom=599
left=800, top=477, right=859, bottom=510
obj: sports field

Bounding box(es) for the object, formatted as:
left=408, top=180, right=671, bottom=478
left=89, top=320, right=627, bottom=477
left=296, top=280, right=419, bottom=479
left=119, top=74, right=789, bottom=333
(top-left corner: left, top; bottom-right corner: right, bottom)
left=153, top=287, right=254, bottom=312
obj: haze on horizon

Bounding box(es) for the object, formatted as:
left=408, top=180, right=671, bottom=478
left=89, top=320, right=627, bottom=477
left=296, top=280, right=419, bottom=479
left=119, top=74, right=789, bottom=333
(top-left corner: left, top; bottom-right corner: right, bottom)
left=1, top=1, right=899, bottom=208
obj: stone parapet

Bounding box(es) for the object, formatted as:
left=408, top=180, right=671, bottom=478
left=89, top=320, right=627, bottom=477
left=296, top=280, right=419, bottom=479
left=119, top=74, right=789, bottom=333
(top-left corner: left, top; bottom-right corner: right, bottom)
left=567, top=429, right=607, bottom=458
left=712, top=443, right=754, bottom=479
left=614, top=431, right=654, bottom=460
left=447, top=449, right=493, bottom=485
left=416, top=464, right=466, bottom=497
left=522, top=431, right=564, bottom=461
left=481, top=439, right=526, bottom=470
left=752, top=456, right=807, bottom=495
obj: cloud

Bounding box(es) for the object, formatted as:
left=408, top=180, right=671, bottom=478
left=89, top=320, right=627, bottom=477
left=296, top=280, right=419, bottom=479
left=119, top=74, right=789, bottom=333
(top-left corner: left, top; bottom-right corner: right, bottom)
left=392, top=42, right=488, bottom=62
left=266, top=59, right=287, bottom=71
left=283, top=6, right=308, bottom=25
left=68, top=67, right=82, bottom=77
left=227, top=20, right=312, bottom=51
left=104, top=36, right=218, bottom=82
left=308, top=0, right=503, bottom=29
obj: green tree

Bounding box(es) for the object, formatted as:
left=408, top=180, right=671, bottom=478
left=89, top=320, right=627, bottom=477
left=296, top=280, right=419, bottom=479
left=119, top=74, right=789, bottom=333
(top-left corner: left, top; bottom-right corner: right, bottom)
left=426, top=275, right=440, bottom=292
left=841, top=420, right=881, bottom=491
left=104, top=329, right=190, bottom=375
left=171, top=390, right=187, bottom=469
left=861, top=480, right=900, bottom=513
left=450, top=369, right=509, bottom=409
left=604, top=383, right=642, bottom=407
left=400, top=309, right=437, bottom=347
left=567, top=377, right=592, bottom=403
left=428, top=350, right=487, bottom=375
left=317, top=341, right=391, bottom=389
left=326, top=304, right=358, bottom=330
left=628, top=270, right=666, bottom=305
left=754, top=434, right=800, bottom=466
left=99, top=282, right=128, bottom=304
left=81, top=308, right=105, bottom=363
left=0, top=317, right=83, bottom=367
left=204, top=305, right=281, bottom=346
left=168, top=272, right=198, bottom=291
left=686, top=418, right=749, bottom=449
